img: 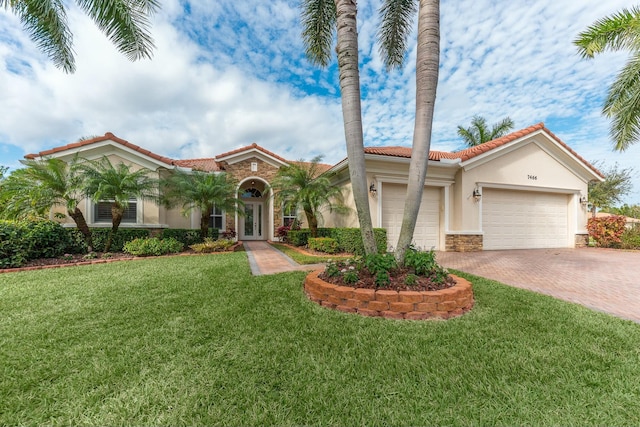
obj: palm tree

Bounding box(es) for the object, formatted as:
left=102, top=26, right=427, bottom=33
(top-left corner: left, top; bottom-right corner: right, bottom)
left=457, top=115, right=515, bottom=147
left=81, top=156, right=158, bottom=252
left=161, top=169, right=242, bottom=240
left=300, top=0, right=378, bottom=255
left=575, top=6, right=640, bottom=151
left=270, top=156, right=346, bottom=238
left=377, top=0, right=440, bottom=264
left=0, top=157, right=94, bottom=249
left=1, top=0, right=159, bottom=73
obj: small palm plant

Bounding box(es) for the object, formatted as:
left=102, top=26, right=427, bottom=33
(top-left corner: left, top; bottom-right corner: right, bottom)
left=270, top=156, right=347, bottom=238
left=81, top=156, right=159, bottom=252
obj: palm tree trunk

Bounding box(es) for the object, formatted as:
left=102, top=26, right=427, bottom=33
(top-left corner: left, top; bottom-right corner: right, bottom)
left=305, top=208, right=319, bottom=237
left=335, top=0, right=378, bottom=255
left=105, top=204, right=124, bottom=253
left=395, top=0, right=440, bottom=264
left=68, top=207, right=93, bottom=252
left=200, top=206, right=212, bottom=240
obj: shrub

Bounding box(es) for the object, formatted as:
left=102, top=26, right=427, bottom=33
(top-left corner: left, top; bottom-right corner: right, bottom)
left=91, top=228, right=151, bottom=252
left=276, top=225, right=291, bottom=242
left=23, top=220, right=71, bottom=259
left=331, top=228, right=387, bottom=255
left=123, top=237, right=184, bottom=256
left=65, top=228, right=90, bottom=253
left=160, top=229, right=206, bottom=247
left=620, top=225, right=640, bottom=249
left=587, top=216, right=627, bottom=248
left=190, top=238, right=236, bottom=253
left=404, top=247, right=438, bottom=276
left=0, top=220, right=28, bottom=268
left=288, top=229, right=311, bottom=246
left=308, top=237, right=339, bottom=254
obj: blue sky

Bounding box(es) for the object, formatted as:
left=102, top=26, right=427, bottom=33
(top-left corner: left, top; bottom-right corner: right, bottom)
left=1, top=0, right=639, bottom=204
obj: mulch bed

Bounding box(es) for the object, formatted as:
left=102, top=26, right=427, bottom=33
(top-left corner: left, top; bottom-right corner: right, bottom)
left=318, top=268, right=456, bottom=292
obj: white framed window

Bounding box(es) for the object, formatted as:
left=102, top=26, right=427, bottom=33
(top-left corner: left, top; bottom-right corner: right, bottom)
left=283, top=204, right=297, bottom=227
left=209, top=204, right=224, bottom=230
left=94, top=200, right=137, bottom=223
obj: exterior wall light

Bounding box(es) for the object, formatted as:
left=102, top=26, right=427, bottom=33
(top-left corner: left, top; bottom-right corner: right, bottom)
left=472, top=188, right=481, bottom=202
left=369, top=183, right=377, bottom=196
left=579, top=195, right=588, bottom=206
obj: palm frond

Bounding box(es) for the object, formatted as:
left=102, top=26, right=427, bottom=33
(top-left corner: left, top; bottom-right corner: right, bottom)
left=75, top=0, right=159, bottom=62
left=301, top=0, right=336, bottom=67
left=574, top=6, right=640, bottom=58
left=377, top=0, right=417, bottom=70
left=603, top=55, right=640, bottom=150
left=10, top=0, right=75, bottom=72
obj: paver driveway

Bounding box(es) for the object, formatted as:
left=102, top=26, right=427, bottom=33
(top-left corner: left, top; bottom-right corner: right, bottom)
left=437, top=248, right=640, bottom=323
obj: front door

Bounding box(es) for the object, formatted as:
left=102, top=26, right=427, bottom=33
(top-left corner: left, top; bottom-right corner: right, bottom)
left=241, top=202, right=263, bottom=240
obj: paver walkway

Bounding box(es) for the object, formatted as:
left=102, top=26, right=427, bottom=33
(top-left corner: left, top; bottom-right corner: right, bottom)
left=243, top=241, right=323, bottom=275
left=437, top=248, right=640, bottom=323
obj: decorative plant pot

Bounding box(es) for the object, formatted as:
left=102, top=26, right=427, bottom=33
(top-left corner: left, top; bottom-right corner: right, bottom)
left=304, top=269, right=474, bottom=320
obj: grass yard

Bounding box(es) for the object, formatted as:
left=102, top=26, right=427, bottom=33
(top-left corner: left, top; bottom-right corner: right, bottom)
left=269, top=242, right=350, bottom=264
left=1, top=253, right=640, bottom=426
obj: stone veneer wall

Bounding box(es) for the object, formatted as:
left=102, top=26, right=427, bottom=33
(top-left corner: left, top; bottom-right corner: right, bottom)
left=575, top=234, right=589, bottom=247
left=445, top=234, right=483, bottom=252
left=304, top=270, right=474, bottom=320
left=219, top=157, right=284, bottom=235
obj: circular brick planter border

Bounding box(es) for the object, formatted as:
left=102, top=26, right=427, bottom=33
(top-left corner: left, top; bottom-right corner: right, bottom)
left=304, top=269, right=474, bottom=320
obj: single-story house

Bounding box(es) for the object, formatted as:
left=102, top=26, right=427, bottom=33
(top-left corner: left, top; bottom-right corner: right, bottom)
left=25, top=122, right=603, bottom=251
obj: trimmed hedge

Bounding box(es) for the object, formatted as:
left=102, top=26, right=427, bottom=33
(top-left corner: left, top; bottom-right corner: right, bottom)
left=91, top=229, right=152, bottom=252
left=288, top=227, right=387, bottom=255
left=159, top=228, right=219, bottom=247
left=123, top=237, right=184, bottom=256
left=308, top=237, right=339, bottom=254
left=0, top=220, right=70, bottom=269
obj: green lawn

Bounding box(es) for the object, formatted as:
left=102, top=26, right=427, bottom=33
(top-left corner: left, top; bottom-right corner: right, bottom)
left=1, top=253, right=640, bottom=426
left=269, top=242, right=350, bottom=264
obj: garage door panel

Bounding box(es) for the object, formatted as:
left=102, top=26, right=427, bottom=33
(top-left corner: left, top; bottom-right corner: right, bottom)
left=482, top=189, right=569, bottom=250
left=382, top=183, right=440, bottom=251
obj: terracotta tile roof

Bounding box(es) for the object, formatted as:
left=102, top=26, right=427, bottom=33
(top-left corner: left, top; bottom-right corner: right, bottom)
left=173, top=158, right=222, bottom=172
left=364, top=146, right=457, bottom=160
left=215, top=142, right=289, bottom=164
left=291, top=160, right=333, bottom=176
left=363, top=123, right=603, bottom=178
left=24, top=132, right=176, bottom=166
left=454, top=122, right=604, bottom=178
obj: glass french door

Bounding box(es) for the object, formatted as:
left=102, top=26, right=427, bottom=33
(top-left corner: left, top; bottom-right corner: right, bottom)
left=241, top=202, right=263, bottom=240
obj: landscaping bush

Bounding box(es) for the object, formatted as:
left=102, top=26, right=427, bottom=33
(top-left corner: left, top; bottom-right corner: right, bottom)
left=587, top=216, right=627, bottom=248
left=24, top=220, right=71, bottom=259
left=190, top=238, right=236, bottom=253
left=288, top=229, right=311, bottom=246
left=0, top=220, right=28, bottom=268
left=123, top=237, right=184, bottom=256
left=91, top=228, right=151, bottom=252
left=331, top=228, right=387, bottom=255
left=65, top=228, right=90, bottom=254
left=160, top=229, right=207, bottom=247
left=308, top=237, right=339, bottom=254
left=621, top=225, right=640, bottom=249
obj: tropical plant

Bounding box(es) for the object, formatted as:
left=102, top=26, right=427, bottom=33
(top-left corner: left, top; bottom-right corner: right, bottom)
left=300, top=0, right=378, bottom=255
left=1, top=0, right=160, bottom=73
left=0, top=157, right=93, bottom=249
left=270, top=156, right=347, bottom=238
left=80, top=156, right=158, bottom=252
left=160, top=169, right=242, bottom=240
left=377, top=0, right=440, bottom=264
left=588, top=162, right=633, bottom=218
left=575, top=6, right=640, bottom=151
left=607, top=204, right=640, bottom=219
left=457, top=115, right=515, bottom=147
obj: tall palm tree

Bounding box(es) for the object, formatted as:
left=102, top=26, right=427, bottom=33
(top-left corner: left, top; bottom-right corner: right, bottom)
left=377, top=0, right=440, bottom=264
left=1, top=0, right=159, bottom=73
left=81, top=156, right=158, bottom=252
left=575, top=6, right=640, bottom=151
left=161, top=169, right=242, bottom=240
left=270, top=156, right=346, bottom=238
left=457, top=115, right=514, bottom=147
left=300, top=0, right=378, bottom=254
left=0, top=157, right=94, bottom=249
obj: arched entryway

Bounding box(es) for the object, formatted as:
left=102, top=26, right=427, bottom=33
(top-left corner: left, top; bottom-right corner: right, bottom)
left=237, top=178, right=269, bottom=241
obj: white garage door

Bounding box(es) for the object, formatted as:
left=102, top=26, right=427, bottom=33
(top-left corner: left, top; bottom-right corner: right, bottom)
left=482, top=189, right=569, bottom=250
left=382, top=183, right=440, bottom=251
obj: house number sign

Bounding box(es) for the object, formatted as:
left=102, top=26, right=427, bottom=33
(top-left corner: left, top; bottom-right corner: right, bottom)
left=527, top=174, right=538, bottom=180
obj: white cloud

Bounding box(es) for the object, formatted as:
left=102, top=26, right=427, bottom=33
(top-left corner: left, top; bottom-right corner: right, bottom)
left=0, top=0, right=638, bottom=203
